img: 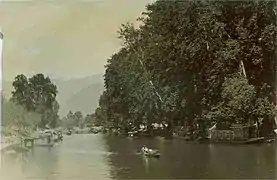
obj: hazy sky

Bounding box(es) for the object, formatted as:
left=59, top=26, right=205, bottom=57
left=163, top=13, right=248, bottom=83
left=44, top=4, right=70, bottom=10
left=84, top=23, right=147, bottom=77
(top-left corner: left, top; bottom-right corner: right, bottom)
left=0, top=0, right=153, bottom=81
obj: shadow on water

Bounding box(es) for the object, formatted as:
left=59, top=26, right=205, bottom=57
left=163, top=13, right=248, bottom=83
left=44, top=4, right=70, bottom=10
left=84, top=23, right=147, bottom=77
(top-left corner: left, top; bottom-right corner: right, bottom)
left=103, top=135, right=277, bottom=179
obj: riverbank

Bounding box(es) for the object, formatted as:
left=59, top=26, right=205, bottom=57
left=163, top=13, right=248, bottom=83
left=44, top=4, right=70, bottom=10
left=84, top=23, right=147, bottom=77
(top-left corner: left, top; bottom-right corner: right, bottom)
left=97, top=128, right=277, bottom=145
left=0, top=136, right=20, bottom=152
left=0, top=126, right=34, bottom=151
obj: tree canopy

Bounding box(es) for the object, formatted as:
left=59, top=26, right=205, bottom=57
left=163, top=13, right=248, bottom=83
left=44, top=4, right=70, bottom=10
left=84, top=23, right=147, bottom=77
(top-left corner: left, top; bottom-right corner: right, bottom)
left=96, top=0, right=277, bottom=138
left=11, top=73, right=59, bottom=128
left=60, top=110, right=90, bottom=129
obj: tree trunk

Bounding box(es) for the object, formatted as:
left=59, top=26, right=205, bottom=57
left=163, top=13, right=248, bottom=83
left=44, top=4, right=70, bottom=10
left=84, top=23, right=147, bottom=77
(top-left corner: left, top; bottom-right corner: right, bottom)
left=240, top=60, right=247, bottom=79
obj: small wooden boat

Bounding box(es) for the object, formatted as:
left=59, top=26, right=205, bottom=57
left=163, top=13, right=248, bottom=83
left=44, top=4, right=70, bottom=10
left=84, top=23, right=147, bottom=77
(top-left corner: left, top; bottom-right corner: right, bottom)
left=141, top=146, right=160, bottom=158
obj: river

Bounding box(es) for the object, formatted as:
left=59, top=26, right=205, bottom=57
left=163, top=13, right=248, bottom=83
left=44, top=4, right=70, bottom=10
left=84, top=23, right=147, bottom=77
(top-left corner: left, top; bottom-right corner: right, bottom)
left=0, top=134, right=277, bottom=179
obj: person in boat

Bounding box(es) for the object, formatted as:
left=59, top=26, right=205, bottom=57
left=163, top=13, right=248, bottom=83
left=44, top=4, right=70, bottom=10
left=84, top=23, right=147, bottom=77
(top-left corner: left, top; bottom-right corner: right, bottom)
left=141, top=145, right=153, bottom=153
left=141, top=145, right=148, bottom=152
left=141, top=145, right=160, bottom=157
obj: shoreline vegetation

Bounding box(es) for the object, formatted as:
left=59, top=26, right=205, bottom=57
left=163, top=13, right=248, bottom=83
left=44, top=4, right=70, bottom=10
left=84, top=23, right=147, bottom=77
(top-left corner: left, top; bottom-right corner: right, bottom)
left=1, top=99, right=40, bottom=151
left=2, top=73, right=59, bottom=150
left=93, top=0, right=277, bottom=142
left=2, top=1, right=277, bottom=147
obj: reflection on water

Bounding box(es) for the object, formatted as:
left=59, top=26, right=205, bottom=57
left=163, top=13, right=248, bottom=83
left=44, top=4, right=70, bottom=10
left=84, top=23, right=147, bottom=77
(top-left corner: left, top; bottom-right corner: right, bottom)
left=1, top=134, right=277, bottom=179
left=141, top=155, right=149, bottom=173
left=0, top=134, right=112, bottom=180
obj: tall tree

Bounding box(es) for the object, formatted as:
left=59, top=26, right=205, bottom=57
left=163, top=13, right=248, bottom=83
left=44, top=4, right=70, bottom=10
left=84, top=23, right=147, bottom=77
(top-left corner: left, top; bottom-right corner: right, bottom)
left=96, top=0, right=277, bottom=138
left=74, top=111, right=84, bottom=128
left=84, top=113, right=95, bottom=127
left=11, top=73, right=59, bottom=128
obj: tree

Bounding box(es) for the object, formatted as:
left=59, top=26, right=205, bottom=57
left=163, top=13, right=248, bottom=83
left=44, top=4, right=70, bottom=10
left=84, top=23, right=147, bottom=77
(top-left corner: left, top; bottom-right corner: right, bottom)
left=10, top=74, right=33, bottom=110
left=28, top=73, right=58, bottom=113
left=40, top=100, right=60, bottom=128
left=205, top=74, right=276, bottom=136
left=84, top=114, right=95, bottom=127
left=60, top=111, right=86, bottom=129
left=11, top=73, right=59, bottom=128
left=74, top=111, right=84, bottom=128
left=205, top=75, right=256, bottom=128
left=95, top=0, right=277, bottom=138
left=64, top=111, right=76, bottom=129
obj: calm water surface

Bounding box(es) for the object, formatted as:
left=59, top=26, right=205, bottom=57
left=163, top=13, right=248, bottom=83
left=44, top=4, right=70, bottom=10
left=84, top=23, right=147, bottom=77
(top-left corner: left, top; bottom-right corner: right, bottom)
left=1, top=134, right=277, bottom=179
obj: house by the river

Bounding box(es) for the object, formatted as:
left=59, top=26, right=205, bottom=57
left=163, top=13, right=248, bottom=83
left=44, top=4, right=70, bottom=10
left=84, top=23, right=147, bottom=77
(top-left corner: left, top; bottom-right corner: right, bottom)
left=208, top=123, right=260, bottom=143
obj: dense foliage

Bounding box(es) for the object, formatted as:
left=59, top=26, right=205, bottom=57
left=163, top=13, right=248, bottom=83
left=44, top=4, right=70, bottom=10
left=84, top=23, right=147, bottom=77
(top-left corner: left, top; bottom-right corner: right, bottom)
left=2, top=97, right=40, bottom=137
left=10, top=73, right=59, bottom=128
left=60, top=111, right=95, bottom=129
left=96, top=0, right=277, bottom=138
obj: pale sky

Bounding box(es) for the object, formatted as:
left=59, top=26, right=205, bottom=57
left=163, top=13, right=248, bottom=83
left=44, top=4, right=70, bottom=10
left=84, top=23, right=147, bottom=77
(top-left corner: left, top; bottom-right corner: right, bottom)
left=0, top=0, right=153, bottom=81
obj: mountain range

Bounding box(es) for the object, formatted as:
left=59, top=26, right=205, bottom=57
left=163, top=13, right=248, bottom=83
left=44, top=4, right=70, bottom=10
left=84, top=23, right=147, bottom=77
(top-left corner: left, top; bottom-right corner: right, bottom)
left=3, top=74, right=105, bottom=117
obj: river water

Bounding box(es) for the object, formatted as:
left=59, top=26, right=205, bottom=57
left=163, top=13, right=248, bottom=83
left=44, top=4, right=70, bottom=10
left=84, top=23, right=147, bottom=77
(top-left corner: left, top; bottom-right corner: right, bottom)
left=1, top=134, right=277, bottom=179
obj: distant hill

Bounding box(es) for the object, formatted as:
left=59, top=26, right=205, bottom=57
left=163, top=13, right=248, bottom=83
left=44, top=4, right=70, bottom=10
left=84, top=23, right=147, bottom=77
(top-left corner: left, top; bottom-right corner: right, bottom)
left=64, top=83, right=105, bottom=116
left=3, top=74, right=105, bottom=117
left=52, top=74, right=105, bottom=116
